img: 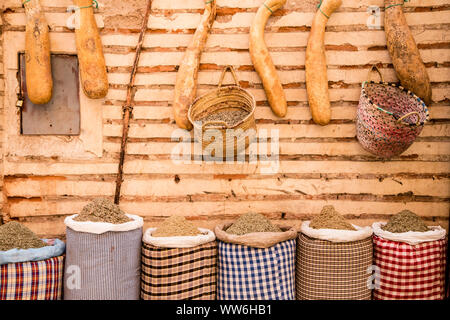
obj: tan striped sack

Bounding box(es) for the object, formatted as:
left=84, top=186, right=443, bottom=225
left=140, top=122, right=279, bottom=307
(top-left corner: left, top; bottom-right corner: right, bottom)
left=296, top=233, right=373, bottom=300
left=141, top=241, right=217, bottom=300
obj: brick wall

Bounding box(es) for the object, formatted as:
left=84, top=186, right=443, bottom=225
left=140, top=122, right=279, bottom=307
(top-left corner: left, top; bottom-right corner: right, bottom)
left=0, top=0, right=449, bottom=237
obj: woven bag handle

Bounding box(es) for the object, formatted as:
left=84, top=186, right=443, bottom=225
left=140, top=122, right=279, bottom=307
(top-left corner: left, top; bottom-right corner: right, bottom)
left=397, top=111, right=421, bottom=126
left=202, top=120, right=229, bottom=129
left=218, top=65, right=239, bottom=88
left=367, top=64, right=383, bottom=83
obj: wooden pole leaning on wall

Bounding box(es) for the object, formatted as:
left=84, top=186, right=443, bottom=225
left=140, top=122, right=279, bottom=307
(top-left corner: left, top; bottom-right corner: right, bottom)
left=114, top=0, right=153, bottom=205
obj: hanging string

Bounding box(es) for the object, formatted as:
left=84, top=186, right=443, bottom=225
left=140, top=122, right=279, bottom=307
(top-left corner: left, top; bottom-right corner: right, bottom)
left=75, top=0, right=99, bottom=11
left=317, top=0, right=330, bottom=19
left=263, top=3, right=273, bottom=13
left=386, top=0, right=409, bottom=10
left=22, top=0, right=31, bottom=6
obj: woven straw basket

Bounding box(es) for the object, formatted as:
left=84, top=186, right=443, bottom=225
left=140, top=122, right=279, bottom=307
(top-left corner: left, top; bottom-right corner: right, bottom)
left=188, top=66, right=256, bottom=158
left=356, top=65, right=429, bottom=159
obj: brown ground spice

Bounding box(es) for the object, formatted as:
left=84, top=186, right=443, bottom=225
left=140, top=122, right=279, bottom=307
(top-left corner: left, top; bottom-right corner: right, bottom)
left=310, top=205, right=356, bottom=231
left=74, top=198, right=132, bottom=224
left=0, top=221, right=48, bottom=251
left=198, top=109, right=250, bottom=127
left=152, top=216, right=202, bottom=237
left=381, top=210, right=430, bottom=233
left=226, top=213, right=281, bottom=235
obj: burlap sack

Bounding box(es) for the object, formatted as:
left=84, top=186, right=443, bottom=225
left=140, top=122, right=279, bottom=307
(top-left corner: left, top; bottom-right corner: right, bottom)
left=215, top=223, right=298, bottom=248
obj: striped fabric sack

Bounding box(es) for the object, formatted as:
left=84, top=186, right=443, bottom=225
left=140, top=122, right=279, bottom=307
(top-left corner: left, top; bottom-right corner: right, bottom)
left=296, top=221, right=373, bottom=300
left=296, top=233, right=373, bottom=300
left=64, top=214, right=143, bottom=300
left=217, top=239, right=296, bottom=300
left=373, top=235, right=447, bottom=300
left=0, top=256, right=64, bottom=300
left=141, top=241, right=217, bottom=300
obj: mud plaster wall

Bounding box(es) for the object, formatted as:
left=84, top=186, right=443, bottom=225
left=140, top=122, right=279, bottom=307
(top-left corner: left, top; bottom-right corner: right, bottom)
left=0, top=0, right=449, bottom=238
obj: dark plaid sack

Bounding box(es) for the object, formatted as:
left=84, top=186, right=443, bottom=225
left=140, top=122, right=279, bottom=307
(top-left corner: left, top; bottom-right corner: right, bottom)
left=217, top=239, right=296, bottom=300
left=141, top=241, right=217, bottom=300
left=296, top=233, right=373, bottom=300
left=0, top=256, right=64, bottom=300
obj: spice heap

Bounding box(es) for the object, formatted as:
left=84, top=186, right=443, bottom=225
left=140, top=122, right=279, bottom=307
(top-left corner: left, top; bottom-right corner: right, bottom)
left=381, top=210, right=430, bottom=233
left=310, top=205, right=356, bottom=231
left=226, top=213, right=281, bottom=235
left=0, top=221, right=48, bottom=251
left=74, top=198, right=132, bottom=224
left=199, top=109, right=250, bottom=127
left=152, top=216, right=201, bottom=237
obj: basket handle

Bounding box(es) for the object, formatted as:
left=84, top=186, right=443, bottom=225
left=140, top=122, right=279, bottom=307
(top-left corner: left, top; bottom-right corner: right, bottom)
left=367, top=64, right=383, bottom=83
left=397, top=111, right=421, bottom=126
left=218, top=65, right=239, bottom=88
left=202, top=120, right=229, bottom=129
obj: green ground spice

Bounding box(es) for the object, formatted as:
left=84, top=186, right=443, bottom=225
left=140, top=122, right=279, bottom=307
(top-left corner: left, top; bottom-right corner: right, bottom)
left=381, top=210, right=430, bottom=233
left=74, top=198, right=132, bottom=224
left=226, top=213, right=281, bottom=235
left=0, top=221, right=48, bottom=251
left=310, top=205, right=356, bottom=231
left=152, top=216, right=201, bottom=237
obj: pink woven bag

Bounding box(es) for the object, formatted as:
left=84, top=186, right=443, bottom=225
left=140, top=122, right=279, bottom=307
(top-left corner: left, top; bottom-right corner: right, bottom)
left=356, top=66, right=429, bottom=159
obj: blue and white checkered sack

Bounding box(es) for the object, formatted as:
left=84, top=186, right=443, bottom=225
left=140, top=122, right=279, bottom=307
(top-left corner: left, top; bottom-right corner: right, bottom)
left=217, top=239, right=296, bottom=300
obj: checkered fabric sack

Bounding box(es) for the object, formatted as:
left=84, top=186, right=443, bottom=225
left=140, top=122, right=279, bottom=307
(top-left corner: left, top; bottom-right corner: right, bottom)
left=373, top=235, right=447, bottom=300
left=0, top=256, right=64, bottom=300
left=217, top=239, right=296, bottom=300
left=296, top=233, right=373, bottom=300
left=141, top=241, right=217, bottom=300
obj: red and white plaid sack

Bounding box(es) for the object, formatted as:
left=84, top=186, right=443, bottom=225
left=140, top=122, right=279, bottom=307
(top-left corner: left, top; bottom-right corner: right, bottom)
left=372, top=222, right=447, bottom=300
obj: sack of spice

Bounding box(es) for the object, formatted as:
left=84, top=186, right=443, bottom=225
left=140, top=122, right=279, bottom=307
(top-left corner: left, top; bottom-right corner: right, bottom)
left=143, top=215, right=215, bottom=248
left=373, top=210, right=447, bottom=300
left=0, top=222, right=65, bottom=300
left=64, top=198, right=142, bottom=234
left=297, top=206, right=373, bottom=300
left=215, top=212, right=297, bottom=248
left=64, top=198, right=143, bottom=300
left=141, top=216, right=217, bottom=300
left=215, top=213, right=297, bottom=300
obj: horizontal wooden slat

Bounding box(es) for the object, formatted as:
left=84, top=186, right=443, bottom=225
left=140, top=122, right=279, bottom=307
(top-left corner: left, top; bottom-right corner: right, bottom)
left=4, top=160, right=450, bottom=176
left=101, top=141, right=450, bottom=161
left=102, top=106, right=450, bottom=121
left=102, top=49, right=450, bottom=67
left=106, top=68, right=450, bottom=86
left=3, top=11, right=449, bottom=30
left=5, top=177, right=449, bottom=199
left=5, top=0, right=445, bottom=10
left=9, top=198, right=450, bottom=218
left=101, top=29, right=450, bottom=49
left=105, top=87, right=450, bottom=103
left=102, top=123, right=450, bottom=139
